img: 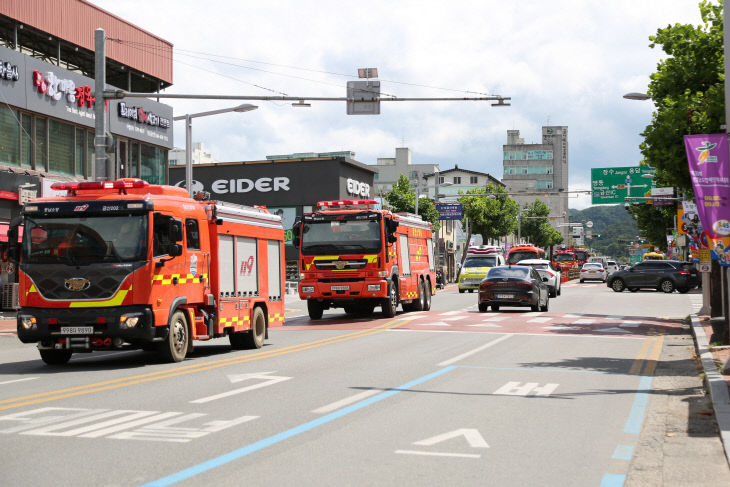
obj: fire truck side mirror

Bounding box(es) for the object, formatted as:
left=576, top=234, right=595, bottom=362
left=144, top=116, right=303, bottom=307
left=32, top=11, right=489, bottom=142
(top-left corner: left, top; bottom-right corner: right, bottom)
left=387, top=234, right=397, bottom=243
left=385, top=218, right=399, bottom=235
left=168, top=244, right=183, bottom=257
left=292, top=221, right=301, bottom=248
left=169, top=220, right=183, bottom=242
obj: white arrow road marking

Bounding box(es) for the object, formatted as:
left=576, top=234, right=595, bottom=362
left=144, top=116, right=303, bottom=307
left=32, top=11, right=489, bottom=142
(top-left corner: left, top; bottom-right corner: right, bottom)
left=312, top=389, right=380, bottom=414
left=439, top=311, right=462, bottom=316
left=413, top=428, right=489, bottom=448
left=0, top=377, right=39, bottom=386
left=395, top=450, right=481, bottom=459
left=190, top=372, right=292, bottom=404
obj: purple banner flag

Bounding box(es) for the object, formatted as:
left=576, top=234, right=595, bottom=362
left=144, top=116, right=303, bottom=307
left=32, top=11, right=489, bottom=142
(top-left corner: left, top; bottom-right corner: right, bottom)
left=684, top=134, right=730, bottom=238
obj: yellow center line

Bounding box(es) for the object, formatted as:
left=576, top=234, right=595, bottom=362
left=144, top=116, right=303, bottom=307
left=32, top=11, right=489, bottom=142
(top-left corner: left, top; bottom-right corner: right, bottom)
left=641, top=330, right=665, bottom=376
left=0, top=319, right=403, bottom=411
left=628, top=328, right=656, bottom=375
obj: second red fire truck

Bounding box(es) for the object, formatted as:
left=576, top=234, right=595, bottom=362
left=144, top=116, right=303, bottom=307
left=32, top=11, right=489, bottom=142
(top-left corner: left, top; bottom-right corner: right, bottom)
left=294, top=199, right=436, bottom=319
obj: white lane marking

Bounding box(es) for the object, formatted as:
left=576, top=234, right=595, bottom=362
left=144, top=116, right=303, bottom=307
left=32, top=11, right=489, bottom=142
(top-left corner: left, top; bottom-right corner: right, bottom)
left=438, top=334, right=513, bottom=366
left=395, top=450, right=481, bottom=459
left=439, top=311, right=462, bottom=316
left=417, top=322, right=452, bottom=327
left=190, top=372, right=291, bottom=404
left=312, top=389, right=380, bottom=414
left=563, top=314, right=582, bottom=318
left=388, top=329, right=645, bottom=339
left=527, top=317, right=552, bottom=323
left=441, top=317, right=464, bottom=321
left=468, top=324, right=502, bottom=328
left=0, top=377, right=39, bottom=385
left=573, top=319, right=594, bottom=325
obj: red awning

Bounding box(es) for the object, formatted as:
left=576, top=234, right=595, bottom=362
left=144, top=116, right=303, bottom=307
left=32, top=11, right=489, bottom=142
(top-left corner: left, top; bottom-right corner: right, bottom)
left=0, top=223, right=23, bottom=243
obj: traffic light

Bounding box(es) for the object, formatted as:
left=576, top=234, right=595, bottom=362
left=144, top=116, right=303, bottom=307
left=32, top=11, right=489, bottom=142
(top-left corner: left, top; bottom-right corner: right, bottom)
left=596, top=234, right=601, bottom=238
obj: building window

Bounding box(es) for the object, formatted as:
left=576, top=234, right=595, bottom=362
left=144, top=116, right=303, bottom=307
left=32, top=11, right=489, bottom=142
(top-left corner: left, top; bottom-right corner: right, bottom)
left=49, top=119, right=75, bottom=175
left=130, top=142, right=139, bottom=178
left=453, top=176, right=461, bottom=184
left=439, top=176, right=444, bottom=184
left=75, top=128, right=85, bottom=176
left=536, top=180, right=553, bottom=189
left=0, top=106, right=20, bottom=166
left=36, top=118, right=47, bottom=171
left=86, top=130, right=94, bottom=177
left=141, top=144, right=166, bottom=184
left=470, top=176, right=478, bottom=184
left=21, top=113, right=31, bottom=167
left=374, top=173, right=379, bottom=180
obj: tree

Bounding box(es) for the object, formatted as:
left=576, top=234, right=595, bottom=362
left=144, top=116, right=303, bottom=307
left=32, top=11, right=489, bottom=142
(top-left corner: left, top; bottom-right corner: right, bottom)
left=518, top=200, right=563, bottom=249
left=384, top=174, right=440, bottom=231
left=633, top=1, right=724, bottom=245
left=458, top=184, right=519, bottom=265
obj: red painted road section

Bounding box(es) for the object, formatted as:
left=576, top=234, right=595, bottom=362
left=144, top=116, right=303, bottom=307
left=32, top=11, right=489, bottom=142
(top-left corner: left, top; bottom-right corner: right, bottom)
left=284, top=309, right=684, bottom=337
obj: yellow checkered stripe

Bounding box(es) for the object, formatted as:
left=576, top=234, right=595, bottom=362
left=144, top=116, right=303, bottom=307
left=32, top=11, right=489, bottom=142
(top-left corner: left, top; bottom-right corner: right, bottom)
left=152, top=273, right=208, bottom=285
left=269, top=313, right=284, bottom=323
left=405, top=291, right=418, bottom=299
left=219, top=315, right=251, bottom=328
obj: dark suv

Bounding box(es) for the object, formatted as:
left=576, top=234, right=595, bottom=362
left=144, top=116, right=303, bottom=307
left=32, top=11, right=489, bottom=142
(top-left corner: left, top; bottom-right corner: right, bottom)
left=606, top=260, right=699, bottom=293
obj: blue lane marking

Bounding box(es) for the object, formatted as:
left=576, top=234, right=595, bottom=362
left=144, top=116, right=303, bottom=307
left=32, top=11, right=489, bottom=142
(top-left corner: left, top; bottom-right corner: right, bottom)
left=600, top=473, right=626, bottom=487
left=612, top=444, right=634, bottom=461
left=141, top=365, right=458, bottom=487
left=624, top=375, right=653, bottom=434
left=457, top=365, right=609, bottom=375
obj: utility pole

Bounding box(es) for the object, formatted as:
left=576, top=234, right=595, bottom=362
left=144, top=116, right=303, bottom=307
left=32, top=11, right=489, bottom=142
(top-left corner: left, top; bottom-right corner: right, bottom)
left=93, top=28, right=107, bottom=181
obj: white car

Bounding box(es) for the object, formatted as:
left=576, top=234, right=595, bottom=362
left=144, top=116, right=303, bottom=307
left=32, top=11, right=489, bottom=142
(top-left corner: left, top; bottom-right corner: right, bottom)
left=517, top=259, right=561, bottom=297
left=605, top=260, right=619, bottom=275
left=580, top=263, right=607, bottom=282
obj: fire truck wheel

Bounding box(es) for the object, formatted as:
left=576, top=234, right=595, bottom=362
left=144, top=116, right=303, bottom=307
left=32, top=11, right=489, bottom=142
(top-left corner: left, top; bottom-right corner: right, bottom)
left=307, top=300, right=324, bottom=320
left=247, top=307, right=266, bottom=349
left=382, top=281, right=398, bottom=318
left=160, top=310, right=189, bottom=362
left=423, top=281, right=432, bottom=311
left=39, top=349, right=72, bottom=365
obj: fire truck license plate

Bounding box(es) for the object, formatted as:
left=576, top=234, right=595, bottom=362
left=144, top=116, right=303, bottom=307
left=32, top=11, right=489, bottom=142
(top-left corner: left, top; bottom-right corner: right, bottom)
left=61, top=326, right=93, bottom=335
left=331, top=285, right=350, bottom=291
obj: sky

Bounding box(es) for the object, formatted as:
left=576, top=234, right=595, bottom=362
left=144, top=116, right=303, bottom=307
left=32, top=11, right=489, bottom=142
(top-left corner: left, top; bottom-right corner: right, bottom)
left=90, top=0, right=706, bottom=210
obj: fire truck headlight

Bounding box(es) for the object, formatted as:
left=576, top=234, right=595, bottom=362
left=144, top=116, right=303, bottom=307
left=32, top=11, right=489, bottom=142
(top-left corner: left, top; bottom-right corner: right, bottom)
left=20, top=316, right=37, bottom=330
left=368, top=284, right=381, bottom=291
left=301, top=286, right=314, bottom=293
left=119, top=315, right=141, bottom=328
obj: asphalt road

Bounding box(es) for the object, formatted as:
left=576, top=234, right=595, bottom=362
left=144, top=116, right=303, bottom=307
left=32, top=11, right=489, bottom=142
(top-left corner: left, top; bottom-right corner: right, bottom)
left=0, top=281, right=726, bottom=486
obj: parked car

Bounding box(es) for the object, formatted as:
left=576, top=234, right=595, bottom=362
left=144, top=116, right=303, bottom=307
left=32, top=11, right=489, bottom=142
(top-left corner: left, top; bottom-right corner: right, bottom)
left=516, top=259, right=561, bottom=297
left=580, top=262, right=607, bottom=282
left=605, top=260, right=619, bottom=275
left=606, top=260, right=700, bottom=293
left=478, top=265, right=550, bottom=312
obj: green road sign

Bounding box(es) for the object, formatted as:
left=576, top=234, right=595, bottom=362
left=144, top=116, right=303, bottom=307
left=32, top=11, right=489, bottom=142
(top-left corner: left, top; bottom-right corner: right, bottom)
left=591, top=166, right=656, bottom=204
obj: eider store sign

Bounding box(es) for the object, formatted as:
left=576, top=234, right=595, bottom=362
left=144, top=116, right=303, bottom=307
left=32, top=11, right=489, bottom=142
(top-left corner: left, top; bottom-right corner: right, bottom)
left=118, top=102, right=171, bottom=129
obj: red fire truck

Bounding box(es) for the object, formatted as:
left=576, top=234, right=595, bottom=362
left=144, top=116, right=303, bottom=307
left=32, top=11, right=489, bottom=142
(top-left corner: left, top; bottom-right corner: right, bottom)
left=571, top=247, right=591, bottom=267
left=551, top=248, right=578, bottom=273
left=294, top=199, right=436, bottom=319
left=12, top=179, right=285, bottom=365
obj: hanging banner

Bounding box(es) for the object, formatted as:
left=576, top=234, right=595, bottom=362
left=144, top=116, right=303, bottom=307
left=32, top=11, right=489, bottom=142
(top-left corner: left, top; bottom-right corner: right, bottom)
left=684, top=134, right=730, bottom=265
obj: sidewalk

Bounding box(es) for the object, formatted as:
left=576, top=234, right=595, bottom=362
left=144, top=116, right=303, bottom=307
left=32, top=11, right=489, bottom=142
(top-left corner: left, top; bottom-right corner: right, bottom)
left=690, top=313, right=730, bottom=468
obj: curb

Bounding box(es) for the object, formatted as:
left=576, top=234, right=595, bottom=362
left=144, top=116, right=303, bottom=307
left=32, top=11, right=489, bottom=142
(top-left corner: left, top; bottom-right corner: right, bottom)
left=690, top=314, right=730, bottom=468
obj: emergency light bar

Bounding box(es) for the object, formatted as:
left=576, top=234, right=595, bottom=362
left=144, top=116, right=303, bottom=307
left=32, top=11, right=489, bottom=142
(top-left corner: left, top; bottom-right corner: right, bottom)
left=51, top=179, right=149, bottom=192
left=316, top=199, right=379, bottom=209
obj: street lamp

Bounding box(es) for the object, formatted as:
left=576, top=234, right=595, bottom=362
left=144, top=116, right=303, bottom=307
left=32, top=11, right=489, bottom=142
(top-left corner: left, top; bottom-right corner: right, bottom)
left=622, top=92, right=651, bottom=101
left=173, top=104, right=258, bottom=196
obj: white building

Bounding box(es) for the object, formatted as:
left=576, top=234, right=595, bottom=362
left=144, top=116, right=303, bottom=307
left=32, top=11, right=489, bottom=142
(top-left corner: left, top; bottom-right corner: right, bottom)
left=169, top=142, right=218, bottom=166
left=371, top=147, right=439, bottom=199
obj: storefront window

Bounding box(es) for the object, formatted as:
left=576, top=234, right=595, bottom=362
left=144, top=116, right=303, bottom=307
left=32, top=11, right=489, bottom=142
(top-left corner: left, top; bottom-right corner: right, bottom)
left=49, top=119, right=75, bottom=175
left=141, top=144, right=165, bottom=184
left=35, top=118, right=47, bottom=171
left=20, top=113, right=32, bottom=167
left=0, top=106, right=20, bottom=166
left=130, top=142, right=139, bottom=178
left=86, top=130, right=94, bottom=178
left=75, top=128, right=85, bottom=176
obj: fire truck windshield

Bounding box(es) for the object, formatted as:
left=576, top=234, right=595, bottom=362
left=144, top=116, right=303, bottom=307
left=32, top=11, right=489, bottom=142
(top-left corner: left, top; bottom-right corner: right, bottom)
left=554, top=254, right=575, bottom=262
left=23, top=215, right=148, bottom=265
left=507, top=250, right=538, bottom=264
left=301, top=219, right=382, bottom=255
left=574, top=250, right=589, bottom=261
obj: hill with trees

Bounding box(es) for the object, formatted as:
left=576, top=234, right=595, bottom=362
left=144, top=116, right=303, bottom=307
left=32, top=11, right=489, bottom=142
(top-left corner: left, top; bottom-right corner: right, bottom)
left=569, top=205, right=641, bottom=262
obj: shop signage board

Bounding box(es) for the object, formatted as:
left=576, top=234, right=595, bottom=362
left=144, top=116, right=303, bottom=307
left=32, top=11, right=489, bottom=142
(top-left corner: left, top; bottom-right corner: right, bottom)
left=651, top=187, right=675, bottom=206
left=435, top=204, right=463, bottom=220
left=591, top=166, right=656, bottom=204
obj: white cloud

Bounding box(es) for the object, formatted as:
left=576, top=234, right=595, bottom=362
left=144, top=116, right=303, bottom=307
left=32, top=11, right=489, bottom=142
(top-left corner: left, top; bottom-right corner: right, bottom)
left=91, top=0, right=703, bottom=209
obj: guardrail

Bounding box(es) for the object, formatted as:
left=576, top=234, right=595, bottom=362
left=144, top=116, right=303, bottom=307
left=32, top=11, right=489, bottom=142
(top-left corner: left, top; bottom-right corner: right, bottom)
left=560, top=268, right=580, bottom=283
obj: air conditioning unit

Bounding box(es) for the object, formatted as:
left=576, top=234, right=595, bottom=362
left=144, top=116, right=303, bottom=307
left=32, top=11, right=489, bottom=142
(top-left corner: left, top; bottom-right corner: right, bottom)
left=2, top=283, right=19, bottom=310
